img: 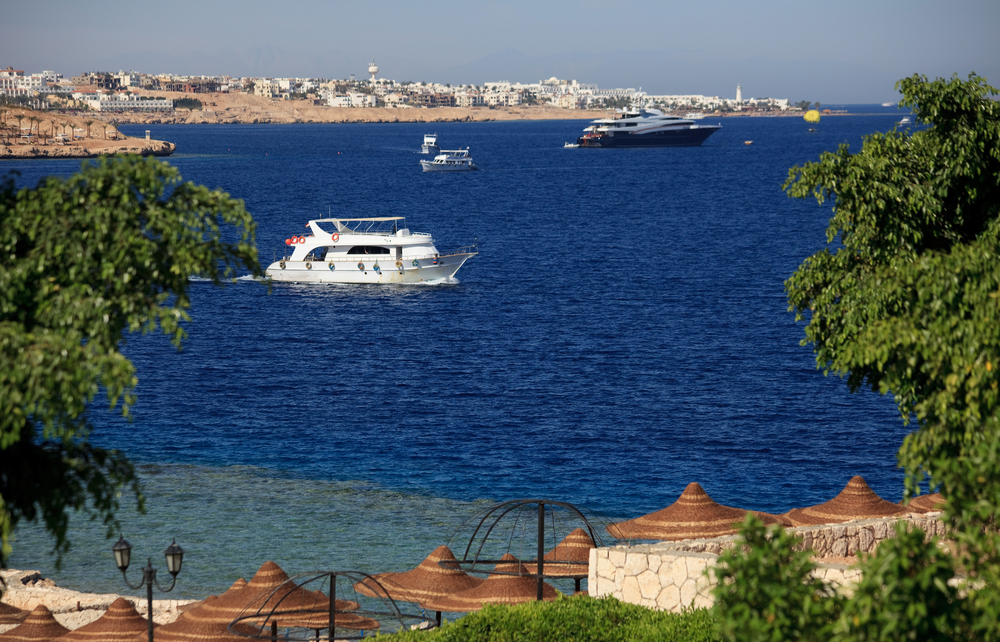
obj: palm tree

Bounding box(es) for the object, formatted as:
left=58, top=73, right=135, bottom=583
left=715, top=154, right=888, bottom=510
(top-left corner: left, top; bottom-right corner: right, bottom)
left=29, top=116, right=40, bottom=139
left=84, top=119, right=94, bottom=138
left=14, top=113, right=25, bottom=141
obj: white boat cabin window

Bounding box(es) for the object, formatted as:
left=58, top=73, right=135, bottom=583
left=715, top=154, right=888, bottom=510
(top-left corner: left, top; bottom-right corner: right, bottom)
left=347, top=245, right=391, bottom=255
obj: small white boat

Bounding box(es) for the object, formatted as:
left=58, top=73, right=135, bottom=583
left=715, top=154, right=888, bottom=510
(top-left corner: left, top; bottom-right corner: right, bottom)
left=420, top=148, right=478, bottom=172
left=420, top=134, right=439, bottom=154
left=265, top=217, right=477, bottom=284
left=564, top=142, right=579, bottom=148
left=898, top=116, right=912, bottom=126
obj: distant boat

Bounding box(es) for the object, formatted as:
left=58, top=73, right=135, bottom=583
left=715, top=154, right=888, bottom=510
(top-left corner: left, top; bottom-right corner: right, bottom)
left=564, top=142, right=579, bottom=148
left=744, top=140, right=753, bottom=145
left=898, top=116, right=912, bottom=126
left=882, top=102, right=895, bottom=107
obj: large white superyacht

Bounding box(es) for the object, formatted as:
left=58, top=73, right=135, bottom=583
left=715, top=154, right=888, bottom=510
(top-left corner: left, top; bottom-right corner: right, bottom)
left=576, top=108, right=720, bottom=147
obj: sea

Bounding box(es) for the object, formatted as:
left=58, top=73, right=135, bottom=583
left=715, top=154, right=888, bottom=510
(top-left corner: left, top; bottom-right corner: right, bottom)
left=3, top=105, right=918, bottom=601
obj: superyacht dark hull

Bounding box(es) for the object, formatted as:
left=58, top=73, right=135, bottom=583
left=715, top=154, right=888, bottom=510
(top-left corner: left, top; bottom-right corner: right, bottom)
left=577, top=125, right=720, bottom=148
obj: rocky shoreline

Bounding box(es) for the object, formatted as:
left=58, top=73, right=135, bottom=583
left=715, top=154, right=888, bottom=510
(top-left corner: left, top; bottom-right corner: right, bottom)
left=0, top=138, right=175, bottom=159
left=0, top=569, right=194, bottom=633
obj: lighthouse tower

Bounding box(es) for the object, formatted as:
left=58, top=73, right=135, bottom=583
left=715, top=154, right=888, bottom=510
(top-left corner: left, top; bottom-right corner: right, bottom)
left=368, top=59, right=379, bottom=82
left=736, top=84, right=742, bottom=103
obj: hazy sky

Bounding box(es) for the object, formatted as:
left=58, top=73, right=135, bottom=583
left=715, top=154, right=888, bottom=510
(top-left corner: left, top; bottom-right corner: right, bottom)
left=4, top=0, right=998, bottom=103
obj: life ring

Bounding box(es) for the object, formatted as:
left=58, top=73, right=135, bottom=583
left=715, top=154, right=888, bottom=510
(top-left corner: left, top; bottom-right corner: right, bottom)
left=331, top=233, right=339, bottom=242
left=358, top=262, right=365, bottom=271
left=279, top=261, right=286, bottom=269
left=298, top=236, right=306, bottom=244
left=306, top=262, right=312, bottom=269
left=328, top=263, right=335, bottom=271
left=373, top=263, right=381, bottom=272
left=396, top=261, right=403, bottom=269
left=411, top=259, right=419, bottom=267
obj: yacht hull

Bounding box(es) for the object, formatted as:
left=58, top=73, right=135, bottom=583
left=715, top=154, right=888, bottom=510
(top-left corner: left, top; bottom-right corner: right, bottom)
left=577, top=126, right=720, bottom=148
left=265, top=253, right=474, bottom=284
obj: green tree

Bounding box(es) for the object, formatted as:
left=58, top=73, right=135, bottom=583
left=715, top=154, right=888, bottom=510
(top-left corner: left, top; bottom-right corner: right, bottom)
left=784, top=73, right=1000, bottom=637
left=712, top=516, right=842, bottom=642
left=0, top=156, right=262, bottom=566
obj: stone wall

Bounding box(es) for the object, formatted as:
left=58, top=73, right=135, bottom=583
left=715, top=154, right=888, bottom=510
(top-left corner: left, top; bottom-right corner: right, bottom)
left=588, top=513, right=945, bottom=612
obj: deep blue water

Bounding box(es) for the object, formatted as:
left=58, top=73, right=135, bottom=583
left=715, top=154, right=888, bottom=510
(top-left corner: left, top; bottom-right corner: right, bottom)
left=4, top=111, right=916, bottom=598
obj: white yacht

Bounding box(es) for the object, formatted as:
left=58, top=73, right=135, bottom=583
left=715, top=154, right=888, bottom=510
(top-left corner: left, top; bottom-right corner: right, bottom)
left=576, top=108, right=720, bottom=148
left=420, top=148, right=478, bottom=172
left=420, top=134, right=439, bottom=154
left=265, top=217, right=476, bottom=284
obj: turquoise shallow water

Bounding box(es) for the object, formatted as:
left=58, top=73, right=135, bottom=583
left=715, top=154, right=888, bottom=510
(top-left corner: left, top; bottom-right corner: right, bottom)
left=4, top=112, right=919, bottom=602
left=10, top=464, right=497, bottom=600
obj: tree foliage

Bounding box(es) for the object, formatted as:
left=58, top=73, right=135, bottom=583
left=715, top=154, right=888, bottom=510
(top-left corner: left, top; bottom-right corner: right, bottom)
left=712, top=515, right=842, bottom=642
left=0, top=156, right=262, bottom=566
left=781, top=72, right=1000, bottom=638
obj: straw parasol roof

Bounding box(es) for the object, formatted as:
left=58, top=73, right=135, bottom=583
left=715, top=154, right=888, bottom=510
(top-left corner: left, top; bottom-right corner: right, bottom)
left=903, top=492, right=946, bottom=513
left=54, top=598, right=153, bottom=642
left=422, top=554, right=558, bottom=613
left=354, top=545, right=484, bottom=608
left=540, top=528, right=595, bottom=577
left=162, top=561, right=373, bottom=638
left=178, top=578, right=248, bottom=615
left=0, top=602, right=29, bottom=626
left=784, top=476, right=912, bottom=526
left=606, top=482, right=787, bottom=541
left=0, top=605, right=69, bottom=641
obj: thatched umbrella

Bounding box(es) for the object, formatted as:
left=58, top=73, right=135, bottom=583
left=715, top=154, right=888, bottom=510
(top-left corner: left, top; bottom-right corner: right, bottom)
left=0, top=605, right=69, bottom=641
left=423, top=554, right=558, bottom=613
left=607, top=482, right=787, bottom=541
left=177, top=578, right=247, bottom=615
left=903, top=492, right=946, bottom=513
left=163, top=562, right=371, bottom=640
left=54, top=598, right=153, bottom=642
left=540, top=527, right=595, bottom=577
left=0, top=602, right=29, bottom=626
left=784, top=476, right=912, bottom=526
left=354, top=545, right=484, bottom=626
left=354, top=545, right=483, bottom=605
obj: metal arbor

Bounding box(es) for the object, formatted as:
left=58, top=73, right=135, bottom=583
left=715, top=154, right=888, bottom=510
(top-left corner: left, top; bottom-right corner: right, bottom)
left=227, top=571, right=427, bottom=641
left=445, top=499, right=610, bottom=599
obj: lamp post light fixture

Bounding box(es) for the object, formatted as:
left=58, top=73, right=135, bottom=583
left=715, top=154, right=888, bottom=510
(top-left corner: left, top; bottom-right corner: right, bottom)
left=112, top=536, right=183, bottom=642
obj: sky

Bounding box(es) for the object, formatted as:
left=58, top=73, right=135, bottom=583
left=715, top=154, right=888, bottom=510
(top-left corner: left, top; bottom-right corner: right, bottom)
left=4, top=0, right=999, bottom=103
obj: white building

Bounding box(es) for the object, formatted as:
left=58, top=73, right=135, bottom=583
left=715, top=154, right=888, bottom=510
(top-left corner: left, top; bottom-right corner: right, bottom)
left=75, top=91, right=172, bottom=112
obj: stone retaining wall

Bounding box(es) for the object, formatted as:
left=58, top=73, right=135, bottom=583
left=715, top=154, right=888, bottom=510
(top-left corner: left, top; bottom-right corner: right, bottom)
left=588, top=513, right=945, bottom=612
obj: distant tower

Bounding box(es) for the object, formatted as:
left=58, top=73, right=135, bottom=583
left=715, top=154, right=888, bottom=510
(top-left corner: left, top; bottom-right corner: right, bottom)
left=736, top=84, right=742, bottom=103
left=368, top=59, right=379, bottom=81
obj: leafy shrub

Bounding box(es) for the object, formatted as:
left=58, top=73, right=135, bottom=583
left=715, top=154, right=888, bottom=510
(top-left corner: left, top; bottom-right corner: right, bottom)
left=390, top=594, right=719, bottom=642
left=711, top=515, right=842, bottom=642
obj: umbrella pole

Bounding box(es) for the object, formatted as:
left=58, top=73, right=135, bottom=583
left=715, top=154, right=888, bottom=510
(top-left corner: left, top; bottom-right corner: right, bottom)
left=329, top=573, right=336, bottom=639
left=537, top=502, right=545, bottom=602
left=436, top=611, right=442, bottom=627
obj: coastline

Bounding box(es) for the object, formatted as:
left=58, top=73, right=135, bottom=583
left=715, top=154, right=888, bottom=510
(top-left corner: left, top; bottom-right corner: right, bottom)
left=0, top=568, right=193, bottom=633
left=1, top=138, right=175, bottom=159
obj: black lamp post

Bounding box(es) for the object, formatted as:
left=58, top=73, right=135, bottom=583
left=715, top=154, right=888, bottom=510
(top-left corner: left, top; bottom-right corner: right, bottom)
left=113, top=536, right=183, bottom=642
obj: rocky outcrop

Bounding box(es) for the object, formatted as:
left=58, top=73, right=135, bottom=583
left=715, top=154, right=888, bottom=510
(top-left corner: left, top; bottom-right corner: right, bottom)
left=0, top=139, right=175, bottom=159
